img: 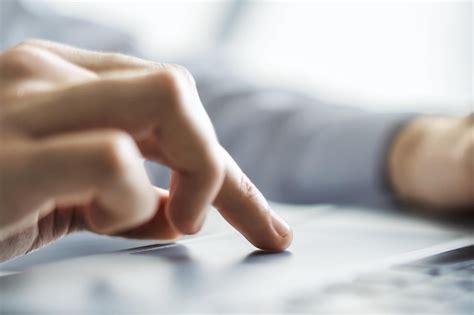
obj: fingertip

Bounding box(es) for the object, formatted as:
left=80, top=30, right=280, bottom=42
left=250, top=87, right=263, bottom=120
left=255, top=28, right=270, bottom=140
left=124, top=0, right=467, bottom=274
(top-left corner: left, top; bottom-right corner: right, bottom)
left=276, top=223, right=294, bottom=251
left=256, top=229, right=293, bottom=252
left=251, top=211, right=293, bottom=251
left=280, top=227, right=294, bottom=250
left=251, top=235, right=292, bottom=252
left=270, top=210, right=292, bottom=238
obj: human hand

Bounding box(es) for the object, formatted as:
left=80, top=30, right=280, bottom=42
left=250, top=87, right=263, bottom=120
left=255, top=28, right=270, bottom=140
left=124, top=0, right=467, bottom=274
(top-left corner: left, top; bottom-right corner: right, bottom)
left=0, top=40, right=292, bottom=262
left=389, top=115, right=473, bottom=212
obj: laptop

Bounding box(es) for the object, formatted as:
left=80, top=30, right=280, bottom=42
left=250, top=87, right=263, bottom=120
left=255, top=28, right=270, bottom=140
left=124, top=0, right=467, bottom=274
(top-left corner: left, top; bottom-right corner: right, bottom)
left=0, top=204, right=472, bottom=314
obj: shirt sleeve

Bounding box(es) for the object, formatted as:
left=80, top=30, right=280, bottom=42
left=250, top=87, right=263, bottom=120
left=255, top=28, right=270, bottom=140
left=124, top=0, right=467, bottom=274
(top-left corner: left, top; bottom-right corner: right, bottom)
left=170, top=62, right=417, bottom=208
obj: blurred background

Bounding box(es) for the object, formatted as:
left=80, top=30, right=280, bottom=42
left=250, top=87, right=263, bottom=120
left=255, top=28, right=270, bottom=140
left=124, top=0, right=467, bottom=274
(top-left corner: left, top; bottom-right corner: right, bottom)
left=34, top=0, right=472, bottom=115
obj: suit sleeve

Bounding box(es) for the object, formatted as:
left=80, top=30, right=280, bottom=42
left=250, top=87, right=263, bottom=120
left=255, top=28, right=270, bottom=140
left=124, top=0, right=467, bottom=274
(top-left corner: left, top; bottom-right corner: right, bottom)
left=171, top=63, right=416, bottom=207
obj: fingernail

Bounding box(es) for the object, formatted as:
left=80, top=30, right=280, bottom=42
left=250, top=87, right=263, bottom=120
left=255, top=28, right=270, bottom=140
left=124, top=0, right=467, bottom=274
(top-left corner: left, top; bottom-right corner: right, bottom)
left=270, top=210, right=291, bottom=238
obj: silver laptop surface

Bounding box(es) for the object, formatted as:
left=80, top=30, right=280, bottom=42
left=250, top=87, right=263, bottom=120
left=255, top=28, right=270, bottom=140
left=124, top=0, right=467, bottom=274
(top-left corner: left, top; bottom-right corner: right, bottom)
left=1, top=204, right=472, bottom=314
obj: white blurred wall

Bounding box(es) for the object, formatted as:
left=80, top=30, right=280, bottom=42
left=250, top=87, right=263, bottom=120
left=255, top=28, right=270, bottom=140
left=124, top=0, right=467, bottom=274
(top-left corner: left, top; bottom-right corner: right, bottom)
left=46, top=0, right=472, bottom=114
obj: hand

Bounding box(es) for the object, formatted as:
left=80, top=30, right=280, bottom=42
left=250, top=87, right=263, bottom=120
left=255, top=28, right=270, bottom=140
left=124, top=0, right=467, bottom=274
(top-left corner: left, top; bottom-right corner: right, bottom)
left=0, top=40, right=292, bottom=262
left=389, top=115, right=473, bottom=212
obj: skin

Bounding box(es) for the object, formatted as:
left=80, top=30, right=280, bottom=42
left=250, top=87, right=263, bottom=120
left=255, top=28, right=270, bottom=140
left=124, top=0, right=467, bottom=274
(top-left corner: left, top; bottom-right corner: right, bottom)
left=0, top=40, right=292, bottom=262
left=0, top=40, right=472, bottom=262
left=389, top=115, right=473, bottom=212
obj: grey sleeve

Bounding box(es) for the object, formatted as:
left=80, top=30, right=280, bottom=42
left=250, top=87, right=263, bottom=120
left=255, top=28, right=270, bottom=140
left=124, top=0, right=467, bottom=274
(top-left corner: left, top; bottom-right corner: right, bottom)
left=180, top=64, right=416, bottom=207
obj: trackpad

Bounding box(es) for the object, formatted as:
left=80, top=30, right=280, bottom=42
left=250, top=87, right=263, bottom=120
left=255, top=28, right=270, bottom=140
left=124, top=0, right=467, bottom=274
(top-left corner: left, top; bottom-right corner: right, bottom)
left=0, top=206, right=465, bottom=313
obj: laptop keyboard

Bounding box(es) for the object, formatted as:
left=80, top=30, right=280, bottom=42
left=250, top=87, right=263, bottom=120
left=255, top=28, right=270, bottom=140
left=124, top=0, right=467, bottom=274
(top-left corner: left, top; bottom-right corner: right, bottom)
left=284, top=245, right=474, bottom=314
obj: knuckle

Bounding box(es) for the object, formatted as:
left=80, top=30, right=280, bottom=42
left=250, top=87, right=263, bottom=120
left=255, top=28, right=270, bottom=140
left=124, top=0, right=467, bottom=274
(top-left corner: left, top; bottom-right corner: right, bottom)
left=1, top=43, right=44, bottom=76
left=144, top=70, right=187, bottom=116
left=98, top=131, right=140, bottom=177
left=163, top=63, right=196, bottom=86
left=142, top=64, right=198, bottom=117
left=144, top=70, right=182, bottom=109
left=157, top=64, right=196, bottom=98
left=157, top=68, right=182, bottom=93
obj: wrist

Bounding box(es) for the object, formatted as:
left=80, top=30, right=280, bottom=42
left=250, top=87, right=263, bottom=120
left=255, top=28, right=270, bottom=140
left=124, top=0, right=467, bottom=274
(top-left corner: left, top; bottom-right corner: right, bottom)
left=388, top=116, right=457, bottom=208
left=388, top=117, right=424, bottom=204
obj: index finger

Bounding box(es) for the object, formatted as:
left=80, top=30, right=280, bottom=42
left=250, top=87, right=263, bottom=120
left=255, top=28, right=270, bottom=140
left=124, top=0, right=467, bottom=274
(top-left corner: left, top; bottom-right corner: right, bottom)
left=213, top=149, right=293, bottom=251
